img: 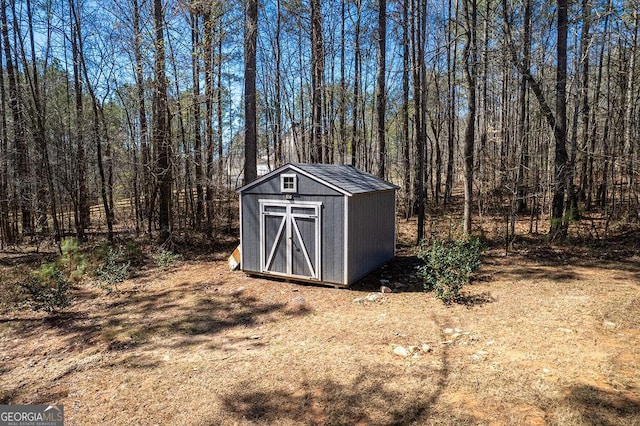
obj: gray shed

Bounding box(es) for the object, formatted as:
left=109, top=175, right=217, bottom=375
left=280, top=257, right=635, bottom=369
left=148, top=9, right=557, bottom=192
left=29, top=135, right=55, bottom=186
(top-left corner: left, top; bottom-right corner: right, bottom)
left=237, top=163, right=398, bottom=287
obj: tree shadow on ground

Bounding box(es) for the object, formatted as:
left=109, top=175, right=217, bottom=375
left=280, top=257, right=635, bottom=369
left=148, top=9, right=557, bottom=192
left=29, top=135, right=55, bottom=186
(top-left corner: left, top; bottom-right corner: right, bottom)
left=0, top=280, right=311, bottom=404
left=495, top=230, right=640, bottom=276
left=564, top=384, right=640, bottom=426
left=455, top=291, right=496, bottom=307
left=351, top=254, right=424, bottom=293
left=218, top=344, right=476, bottom=425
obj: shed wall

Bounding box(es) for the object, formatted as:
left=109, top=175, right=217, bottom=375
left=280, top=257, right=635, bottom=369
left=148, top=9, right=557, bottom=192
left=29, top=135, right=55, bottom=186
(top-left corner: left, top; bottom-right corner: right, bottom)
left=240, top=170, right=345, bottom=284
left=346, top=190, right=396, bottom=284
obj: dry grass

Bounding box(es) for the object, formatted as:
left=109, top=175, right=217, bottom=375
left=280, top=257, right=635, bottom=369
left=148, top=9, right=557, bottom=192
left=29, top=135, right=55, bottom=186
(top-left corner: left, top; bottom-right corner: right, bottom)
left=0, top=219, right=639, bottom=425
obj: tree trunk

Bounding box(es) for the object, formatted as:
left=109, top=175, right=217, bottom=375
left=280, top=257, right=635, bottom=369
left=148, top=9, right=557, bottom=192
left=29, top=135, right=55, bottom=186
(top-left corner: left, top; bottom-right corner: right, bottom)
left=132, top=0, right=151, bottom=236
left=69, top=0, right=89, bottom=241
left=275, top=0, right=283, bottom=166
left=550, top=0, right=569, bottom=238
left=153, top=0, right=172, bottom=243
left=462, top=0, right=477, bottom=235
left=244, top=0, right=258, bottom=183
left=0, top=26, right=11, bottom=245
left=352, top=0, right=362, bottom=167
left=376, top=0, right=386, bottom=178
left=444, top=0, right=458, bottom=206
left=2, top=0, right=31, bottom=238
left=191, top=12, right=203, bottom=230
left=339, top=0, right=346, bottom=163
left=411, top=0, right=426, bottom=243
left=310, top=0, right=324, bottom=163
left=402, top=0, right=411, bottom=218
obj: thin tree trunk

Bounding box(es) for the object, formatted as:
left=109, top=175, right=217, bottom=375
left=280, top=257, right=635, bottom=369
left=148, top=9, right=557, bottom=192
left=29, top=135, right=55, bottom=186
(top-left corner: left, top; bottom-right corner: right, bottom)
left=402, top=0, right=411, bottom=218
left=2, top=0, right=31, bottom=237
left=24, top=0, right=60, bottom=240
left=0, top=25, right=10, bottom=245
left=444, top=0, right=458, bottom=206
left=204, top=12, right=215, bottom=234
left=275, top=0, right=283, bottom=166
left=217, top=20, right=224, bottom=188
left=72, top=1, right=114, bottom=242
left=411, top=0, right=426, bottom=242
left=69, top=0, right=89, bottom=241
left=376, top=0, right=386, bottom=178
left=339, top=0, right=346, bottom=163
left=191, top=12, right=203, bottom=230
left=132, top=0, right=151, bottom=236
left=166, top=20, right=191, bottom=230
left=623, top=8, right=637, bottom=212
left=352, top=0, right=362, bottom=167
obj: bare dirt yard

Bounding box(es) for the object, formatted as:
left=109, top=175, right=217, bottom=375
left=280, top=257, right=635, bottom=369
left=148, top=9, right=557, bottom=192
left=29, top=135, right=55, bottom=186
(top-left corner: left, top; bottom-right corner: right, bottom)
left=1, top=220, right=639, bottom=425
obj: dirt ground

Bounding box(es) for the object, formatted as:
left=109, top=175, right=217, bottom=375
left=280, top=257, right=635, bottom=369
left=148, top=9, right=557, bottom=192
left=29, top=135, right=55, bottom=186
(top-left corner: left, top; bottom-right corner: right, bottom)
left=1, top=219, right=639, bottom=425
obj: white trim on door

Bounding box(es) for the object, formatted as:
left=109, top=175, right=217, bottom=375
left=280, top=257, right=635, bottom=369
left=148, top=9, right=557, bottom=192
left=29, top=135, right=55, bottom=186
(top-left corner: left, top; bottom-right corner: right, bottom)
left=259, top=200, right=322, bottom=280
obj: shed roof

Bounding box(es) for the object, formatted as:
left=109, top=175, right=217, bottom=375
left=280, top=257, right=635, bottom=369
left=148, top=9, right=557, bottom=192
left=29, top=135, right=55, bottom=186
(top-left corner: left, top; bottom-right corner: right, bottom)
left=237, top=163, right=398, bottom=196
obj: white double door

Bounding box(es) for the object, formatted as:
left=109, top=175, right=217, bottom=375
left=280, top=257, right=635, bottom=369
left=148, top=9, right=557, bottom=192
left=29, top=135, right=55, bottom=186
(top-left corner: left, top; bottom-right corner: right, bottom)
left=259, top=201, right=321, bottom=280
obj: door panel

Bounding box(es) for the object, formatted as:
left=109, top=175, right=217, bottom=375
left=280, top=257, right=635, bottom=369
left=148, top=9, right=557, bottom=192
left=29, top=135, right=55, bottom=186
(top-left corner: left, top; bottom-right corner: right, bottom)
left=260, top=202, right=321, bottom=280
left=291, top=215, right=316, bottom=277
left=263, top=214, right=287, bottom=274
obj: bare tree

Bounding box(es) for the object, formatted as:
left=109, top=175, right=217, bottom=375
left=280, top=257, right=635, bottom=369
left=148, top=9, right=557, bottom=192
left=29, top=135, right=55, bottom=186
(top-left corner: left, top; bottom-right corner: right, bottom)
left=244, top=0, right=258, bottom=183
left=310, top=0, right=324, bottom=163
left=153, top=0, right=172, bottom=243
left=462, top=0, right=477, bottom=235
left=376, top=0, right=386, bottom=178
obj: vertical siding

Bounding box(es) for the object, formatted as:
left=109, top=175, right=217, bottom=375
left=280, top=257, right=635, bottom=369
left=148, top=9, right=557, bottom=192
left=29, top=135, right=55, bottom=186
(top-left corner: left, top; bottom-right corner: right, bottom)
left=347, top=190, right=396, bottom=284
left=240, top=188, right=344, bottom=284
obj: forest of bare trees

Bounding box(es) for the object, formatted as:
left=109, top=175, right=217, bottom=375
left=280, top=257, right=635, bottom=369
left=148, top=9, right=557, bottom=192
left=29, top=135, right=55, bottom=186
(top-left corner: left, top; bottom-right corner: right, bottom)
left=0, top=0, right=638, bottom=248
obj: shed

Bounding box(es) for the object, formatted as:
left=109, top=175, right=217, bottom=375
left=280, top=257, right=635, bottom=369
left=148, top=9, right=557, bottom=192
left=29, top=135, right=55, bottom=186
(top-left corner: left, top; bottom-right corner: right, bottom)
left=237, top=163, right=398, bottom=287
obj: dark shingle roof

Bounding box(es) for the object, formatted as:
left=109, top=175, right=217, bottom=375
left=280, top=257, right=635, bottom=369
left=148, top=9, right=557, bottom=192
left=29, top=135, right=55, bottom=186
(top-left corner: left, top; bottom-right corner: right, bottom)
left=292, top=163, right=398, bottom=194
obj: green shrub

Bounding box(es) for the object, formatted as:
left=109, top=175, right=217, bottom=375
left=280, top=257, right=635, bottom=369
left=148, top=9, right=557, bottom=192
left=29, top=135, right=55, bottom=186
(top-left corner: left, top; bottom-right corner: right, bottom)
left=124, top=241, right=145, bottom=266
left=57, top=237, right=87, bottom=283
left=152, top=248, right=180, bottom=270
left=19, top=267, right=70, bottom=313
left=18, top=237, right=86, bottom=313
left=417, top=236, right=483, bottom=303
left=95, top=246, right=130, bottom=293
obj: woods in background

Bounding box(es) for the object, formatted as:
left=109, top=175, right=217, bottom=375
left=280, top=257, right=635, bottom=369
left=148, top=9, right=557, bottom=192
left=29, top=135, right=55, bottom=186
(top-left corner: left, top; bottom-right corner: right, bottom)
left=0, top=0, right=638, bottom=248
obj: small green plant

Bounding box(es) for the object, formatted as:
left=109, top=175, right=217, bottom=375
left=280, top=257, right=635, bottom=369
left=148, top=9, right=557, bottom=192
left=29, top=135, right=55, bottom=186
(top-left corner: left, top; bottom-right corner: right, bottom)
left=95, top=246, right=130, bottom=293
left=57, top=237, right=87, bottom=283
left=124, top=241, right=145, bottom=266
left=19, top=266, right=71, bottom=313
left=417, top=236, right=483, bottom=303
left=18, top=237, right=86, bottom=313
left=152, top=248, right=180, bottom=270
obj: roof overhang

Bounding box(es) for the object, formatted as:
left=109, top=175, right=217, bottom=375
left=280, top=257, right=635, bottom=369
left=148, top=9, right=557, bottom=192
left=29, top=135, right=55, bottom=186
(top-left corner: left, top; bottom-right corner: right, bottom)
left=236, top=163, right=355, bottom=196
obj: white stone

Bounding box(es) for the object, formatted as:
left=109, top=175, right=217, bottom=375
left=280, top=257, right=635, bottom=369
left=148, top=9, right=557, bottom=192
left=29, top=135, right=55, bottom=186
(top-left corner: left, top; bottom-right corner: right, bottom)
left=365, top=293, right=381, bottom=302
left=392, top=345, right=409, bottom=357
